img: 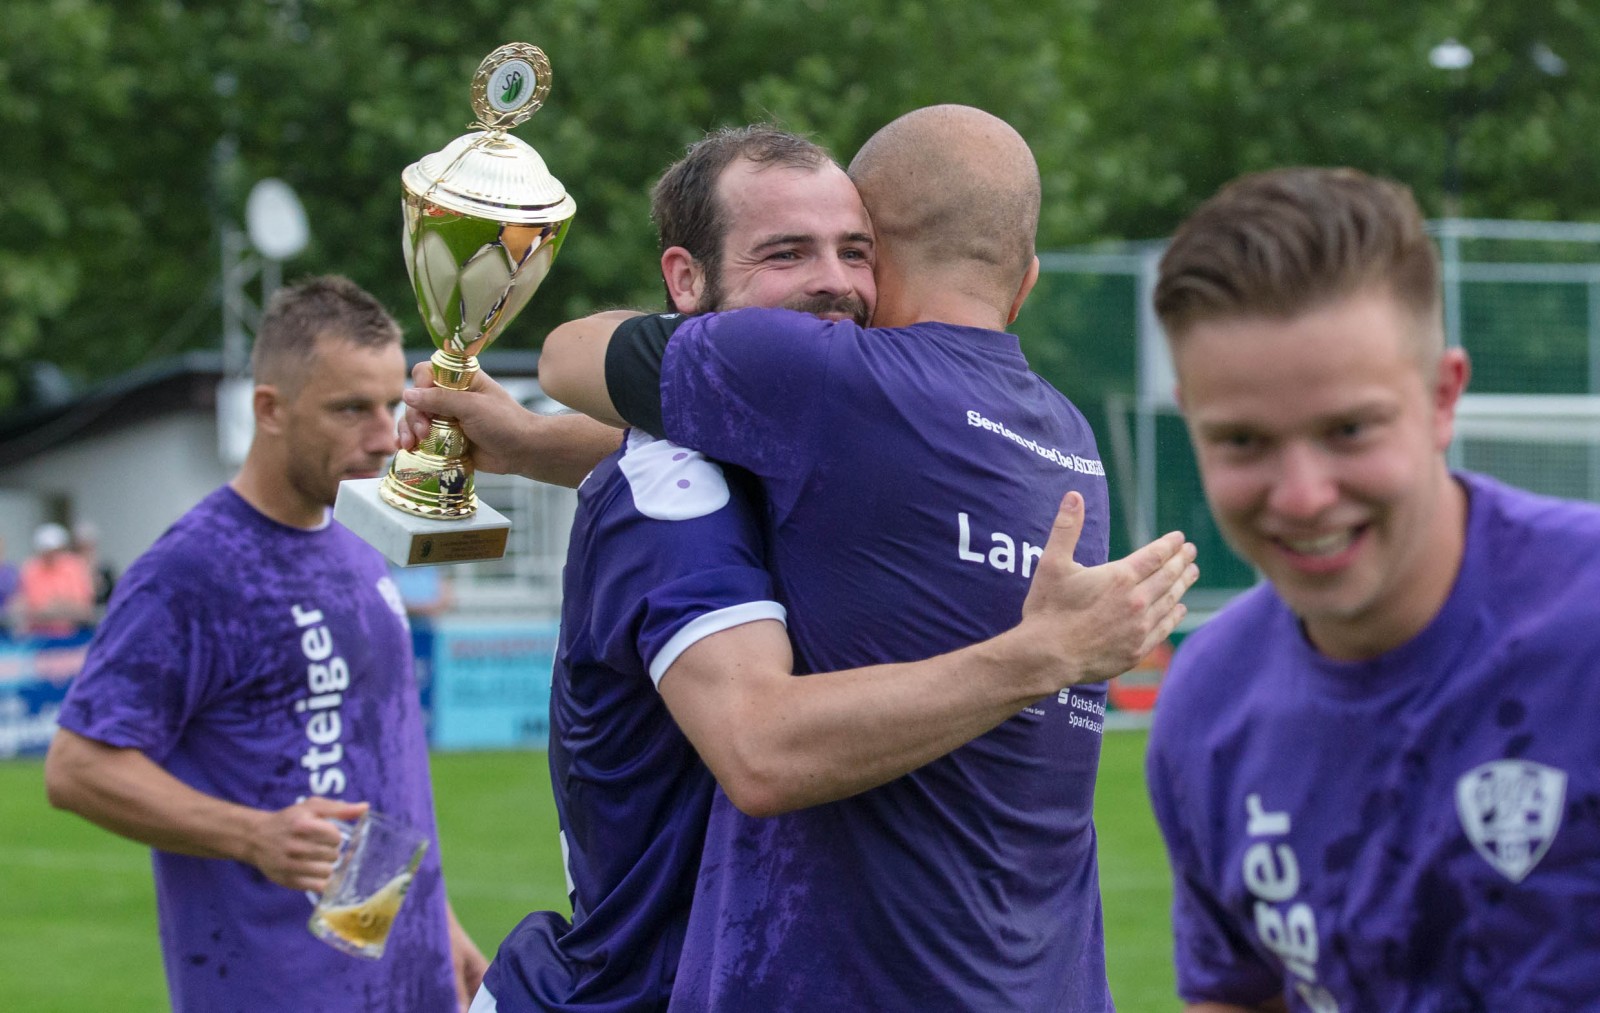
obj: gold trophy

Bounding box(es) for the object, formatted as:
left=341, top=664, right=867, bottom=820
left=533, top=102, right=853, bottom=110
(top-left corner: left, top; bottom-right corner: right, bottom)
left=336, top=43, right=575, bottom=566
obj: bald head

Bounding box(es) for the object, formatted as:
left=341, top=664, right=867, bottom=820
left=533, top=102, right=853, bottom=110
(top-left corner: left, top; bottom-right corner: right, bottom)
left=848, top=105, right=1039, bottom=295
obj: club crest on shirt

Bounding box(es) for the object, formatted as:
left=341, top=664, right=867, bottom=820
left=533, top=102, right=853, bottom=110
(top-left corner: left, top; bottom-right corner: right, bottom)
left=1454, top=759, right=1567, bottom=883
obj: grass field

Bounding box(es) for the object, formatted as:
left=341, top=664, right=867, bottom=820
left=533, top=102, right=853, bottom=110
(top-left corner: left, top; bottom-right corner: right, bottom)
left=0, top=730, right=1175, bottom=1011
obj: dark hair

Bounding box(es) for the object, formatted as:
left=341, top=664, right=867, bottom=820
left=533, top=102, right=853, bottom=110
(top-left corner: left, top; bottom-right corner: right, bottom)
left=1155, top=168, right=1440, bottom=343
left=251, top=275, right=402, bottom=390
left=650, top=125, right=834, bottom=305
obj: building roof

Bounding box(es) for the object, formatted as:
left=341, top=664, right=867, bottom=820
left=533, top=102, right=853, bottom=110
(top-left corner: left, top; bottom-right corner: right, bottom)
left=0, top=349, right=543, bottom=469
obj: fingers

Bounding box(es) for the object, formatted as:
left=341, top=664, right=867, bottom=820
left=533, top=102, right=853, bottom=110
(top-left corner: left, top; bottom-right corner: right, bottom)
left=260, top=836, right=337, bottom=892
left=1139, top=602, right=1188, bottom=660
left=398, top=416, right=422, bottom=452
left=1120, top=529, right=1188, bottom=582
left=285, top=859, right=338, bottom=893
left=401, top=363, right=447, bottom=452
left=1134, top=539, right=1197, bottom=599
left=1174, top=556, right=1200, bottom=601
left=1132, top=554, right=1198, bottom=662
left=400, top=369, right=434, bottom=450
left=285, top=799, right=365, bottom=890
left=301, top=796, right=369, bottom=822
left=1040, top=491, right=1086, bottom=565
left=474, top=370, right=505, bottom=396
left=403, top=383, right=472, bottom=420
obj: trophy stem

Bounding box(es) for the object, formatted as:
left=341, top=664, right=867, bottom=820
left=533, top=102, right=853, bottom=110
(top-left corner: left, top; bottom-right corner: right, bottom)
left=431, top=350, right=477, bottom=392
left=378, top=350, right=483, bottom=519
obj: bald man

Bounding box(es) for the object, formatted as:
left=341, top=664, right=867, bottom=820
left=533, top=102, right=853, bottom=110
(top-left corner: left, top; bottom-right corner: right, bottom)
left=539, top=105, right=1150, bottom=1012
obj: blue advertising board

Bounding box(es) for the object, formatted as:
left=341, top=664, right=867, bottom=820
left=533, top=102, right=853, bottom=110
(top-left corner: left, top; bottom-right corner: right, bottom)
left=0, top=632, right=91, bottom=759
left=427, top=619, right=558, bottom=750
left=0, top=621, right=558, bottom=760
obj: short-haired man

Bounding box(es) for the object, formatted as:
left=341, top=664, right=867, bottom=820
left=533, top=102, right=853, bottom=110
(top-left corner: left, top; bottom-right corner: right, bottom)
left=45, top=276, right=487, bottom=1011
left=538, top=105, right=1174, bottom=1011
left=1146, top=167, right=1600, bottom=1011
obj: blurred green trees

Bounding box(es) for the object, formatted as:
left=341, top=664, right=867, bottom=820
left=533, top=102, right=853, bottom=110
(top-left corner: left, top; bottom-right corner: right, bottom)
left=3, top=0, right=1597, bottom=409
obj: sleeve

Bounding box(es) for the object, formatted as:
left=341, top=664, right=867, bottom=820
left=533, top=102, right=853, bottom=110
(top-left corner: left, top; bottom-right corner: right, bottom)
left=586, top=442, right=786, bottom=686
left=633, top=569, right=786, bottom=685
left=655, top=308, right=837, bottom=478
left=55, top=563, right=223, bottom=762
left=1147, top=704, right=1285, bottom=1006
left=605, top=313, right=686, bottom=437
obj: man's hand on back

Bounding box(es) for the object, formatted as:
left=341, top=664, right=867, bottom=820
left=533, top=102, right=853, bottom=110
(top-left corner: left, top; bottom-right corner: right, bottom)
left=1015, top=491, right=1198, bottom=687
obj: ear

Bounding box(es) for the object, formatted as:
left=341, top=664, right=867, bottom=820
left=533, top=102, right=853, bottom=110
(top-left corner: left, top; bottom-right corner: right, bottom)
left=661, top=247, right=708, bottom=314
left=253, top=383, right=288, bottom=436
left=1006, top=256, right=1041, bottom=326
left=1432, top=347, right=1471, bottom=450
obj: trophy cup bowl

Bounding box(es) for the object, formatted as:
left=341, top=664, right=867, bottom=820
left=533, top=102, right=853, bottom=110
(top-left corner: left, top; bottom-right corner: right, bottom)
left=335, top=43, right=575, bottom=566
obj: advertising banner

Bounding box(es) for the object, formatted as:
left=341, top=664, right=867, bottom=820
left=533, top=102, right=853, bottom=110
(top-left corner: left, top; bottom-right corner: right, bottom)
left=0, top=633, right=91, bottom=759
left=427, top=619, right=558, bottom=750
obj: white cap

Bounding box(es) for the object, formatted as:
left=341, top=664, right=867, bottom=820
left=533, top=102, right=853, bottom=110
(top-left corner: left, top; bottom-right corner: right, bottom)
left=34, top=522, right=70, bottom=554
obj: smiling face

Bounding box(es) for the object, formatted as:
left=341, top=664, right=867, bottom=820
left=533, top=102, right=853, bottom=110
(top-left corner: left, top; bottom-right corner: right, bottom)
left=1175, top=288, right=1470, bottom=659
left=277, top=334, right=407, bottom=515
left=672, top=158, right=875, bottom=323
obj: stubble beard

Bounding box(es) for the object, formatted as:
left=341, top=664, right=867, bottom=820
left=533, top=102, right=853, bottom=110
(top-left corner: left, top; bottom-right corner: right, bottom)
left=702, top=270, right=869, bottom=326
left=783, top=292, right=870, bottom=326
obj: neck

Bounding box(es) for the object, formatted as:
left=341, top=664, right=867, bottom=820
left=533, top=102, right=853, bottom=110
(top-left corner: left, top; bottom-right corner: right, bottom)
left=870, top=263, right=1010, bottom=330
left=231, top=448, right=324, bottom=529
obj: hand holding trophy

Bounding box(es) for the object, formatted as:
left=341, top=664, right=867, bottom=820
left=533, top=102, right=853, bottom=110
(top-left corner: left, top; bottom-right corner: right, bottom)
left=336, top=43, right=575, bottom=566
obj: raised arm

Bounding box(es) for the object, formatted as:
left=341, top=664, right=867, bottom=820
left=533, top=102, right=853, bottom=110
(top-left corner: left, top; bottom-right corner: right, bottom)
left=399, top=362, right=622, bottom=489
left=43, top=727, right=364, bottom=891
left=660, top=492, right=1197, bottom=817
left=536, top=310, right=646, bottom=427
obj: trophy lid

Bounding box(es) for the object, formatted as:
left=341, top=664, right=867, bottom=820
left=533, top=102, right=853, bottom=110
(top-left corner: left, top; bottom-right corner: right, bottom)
left=401, top=43, right=576, bottom=226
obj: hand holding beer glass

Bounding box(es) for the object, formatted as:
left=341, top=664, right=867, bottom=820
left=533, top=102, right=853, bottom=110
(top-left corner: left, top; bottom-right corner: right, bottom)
left=307, top=809, right=430, bottom=959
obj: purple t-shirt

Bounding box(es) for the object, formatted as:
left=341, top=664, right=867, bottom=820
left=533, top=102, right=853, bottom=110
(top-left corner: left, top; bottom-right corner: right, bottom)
left=621, top=308, right=1114, bottom=1011
left=57, top=487, right=454, bottom=1013
left=1148, top=472, right=1600, bottom=1012
left=481, top=430, right=783, bottom=1012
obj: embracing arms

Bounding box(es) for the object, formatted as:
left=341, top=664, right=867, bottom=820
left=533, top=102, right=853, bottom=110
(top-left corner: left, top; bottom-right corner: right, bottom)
left=657, top=491, right=1197, bottom=817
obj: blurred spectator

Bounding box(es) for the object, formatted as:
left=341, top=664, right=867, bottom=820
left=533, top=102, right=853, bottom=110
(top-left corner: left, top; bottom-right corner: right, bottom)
left=388, top=564, right=455, bottom=622
left=16, top=523, right=96, bottom=637
left=71, top=520, right=117, bottom=606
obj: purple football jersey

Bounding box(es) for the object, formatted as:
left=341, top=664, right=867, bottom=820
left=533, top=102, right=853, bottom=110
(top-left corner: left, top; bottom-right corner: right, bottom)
left=480, top=431, right=783, bottom=1012
left=57, top=487, right=454, bottom=1012
left=649, top=308, right=1115, bottom=1012
left=1148, top=472, right=1600, bottom=1012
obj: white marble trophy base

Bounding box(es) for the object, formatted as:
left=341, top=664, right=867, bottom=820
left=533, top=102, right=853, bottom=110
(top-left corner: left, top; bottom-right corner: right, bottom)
left=334, top=477, right=510, bottom=567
